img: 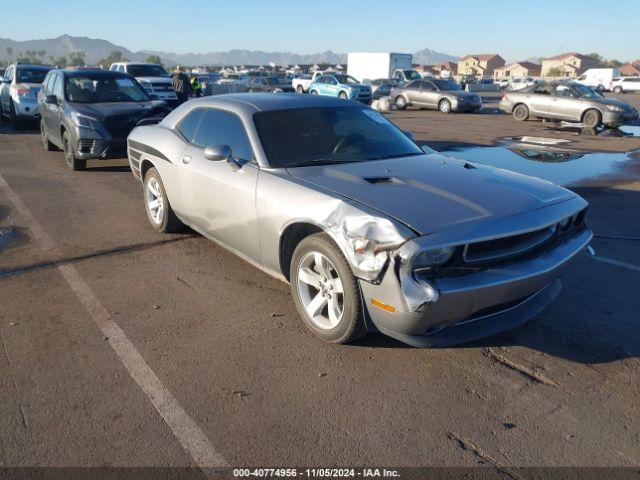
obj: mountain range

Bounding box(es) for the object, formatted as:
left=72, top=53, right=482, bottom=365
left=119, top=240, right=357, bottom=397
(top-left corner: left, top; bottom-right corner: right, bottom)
left=0, top=35, right=459, bottom=67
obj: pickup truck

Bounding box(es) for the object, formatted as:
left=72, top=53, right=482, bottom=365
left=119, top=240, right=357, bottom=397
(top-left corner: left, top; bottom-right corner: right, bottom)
left=292, top=72, right=323, bottom=93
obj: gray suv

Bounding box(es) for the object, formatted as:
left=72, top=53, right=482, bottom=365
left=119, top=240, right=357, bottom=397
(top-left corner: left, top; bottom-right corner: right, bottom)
left=500, top=81, right=638, bottom=128
left=391, top=79, right=482, bottom=113
left=0, top=63, right=54, bottom=128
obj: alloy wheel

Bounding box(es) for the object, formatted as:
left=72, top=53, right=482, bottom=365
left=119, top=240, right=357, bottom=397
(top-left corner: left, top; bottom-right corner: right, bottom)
left=145, top=176, right=165, bottom=225
left=296, top=251, right=344, bottom=329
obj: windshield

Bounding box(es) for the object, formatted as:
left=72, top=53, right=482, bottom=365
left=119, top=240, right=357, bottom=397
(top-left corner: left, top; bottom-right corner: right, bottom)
left=404, top=70, right=422, bottom=80
left=254, top=107, right=423, bottom=168
left=16, top=67, right=52, bottom=84
left=572, top=83, right=601, bottom=99
left=126, top=65, right=168, bottom=77
left=335, top=75, right=359, bottom=84
left=66, top=75, right=150, bottom=103
left=433, top=79, right=462, bottom=91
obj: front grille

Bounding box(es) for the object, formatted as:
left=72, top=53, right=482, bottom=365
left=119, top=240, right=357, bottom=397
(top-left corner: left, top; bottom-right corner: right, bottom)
left=464, top=226, right=557, bottom=263
left=151, top=83, right=172, bottom=91
left=104, top=115, right=142, bottom=139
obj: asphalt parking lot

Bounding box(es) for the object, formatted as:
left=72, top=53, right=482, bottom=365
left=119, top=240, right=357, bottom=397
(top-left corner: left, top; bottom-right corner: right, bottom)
left=0, top=95, right=639, bottom=476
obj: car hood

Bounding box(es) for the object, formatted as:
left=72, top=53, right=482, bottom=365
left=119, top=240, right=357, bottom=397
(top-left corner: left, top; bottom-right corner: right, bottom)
left=287, top=153, right=575, bottom=235
left=70, top=100, right=166, bottom=120
left=592, top=97, right=635, bottom=109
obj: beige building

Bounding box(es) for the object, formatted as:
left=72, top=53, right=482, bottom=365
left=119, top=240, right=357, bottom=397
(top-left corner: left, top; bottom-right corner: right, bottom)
left=493, top=61, right=541, bottom=79
left=457, top=54, right=505, bottom=77
left=540, top=52, right=600, bottom=77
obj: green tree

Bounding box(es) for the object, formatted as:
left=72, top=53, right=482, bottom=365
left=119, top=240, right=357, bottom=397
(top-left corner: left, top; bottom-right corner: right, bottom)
left=606, top=59, right=623, bottom=68
left=145, top=54, right=163, bottom=65
left=51, top=56, right=68, bottom=68
left=546, top=67, right=563, bottom=77
left=98, top=50, right=128, bottom=68
left=68, top=51, right=86, bottom=66
left=587, top=53, right=603, bottom=62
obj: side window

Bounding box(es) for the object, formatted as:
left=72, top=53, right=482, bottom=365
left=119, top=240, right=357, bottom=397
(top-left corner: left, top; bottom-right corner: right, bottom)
left=534, top=84, right=553, bottom=95
left=177, top=109, right=205, bottom=143
left=119, top=65, right=125, bottom=73
left=192, top=109, right=254, bottom=161
left=422, top=81, right=435, bottom=91
left=6, top=66, right=14, bottom=81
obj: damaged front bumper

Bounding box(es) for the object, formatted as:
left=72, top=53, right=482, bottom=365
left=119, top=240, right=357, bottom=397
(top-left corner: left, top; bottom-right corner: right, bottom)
left=358, top=199, right=593, bottom=347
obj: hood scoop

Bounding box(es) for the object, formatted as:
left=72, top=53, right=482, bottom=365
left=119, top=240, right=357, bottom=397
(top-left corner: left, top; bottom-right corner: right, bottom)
left=363, top=176, right=395, bottom=184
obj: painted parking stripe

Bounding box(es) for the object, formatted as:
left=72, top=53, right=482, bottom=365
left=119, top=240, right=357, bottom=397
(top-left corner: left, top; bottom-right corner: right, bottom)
left=589, top=254, right=640, bottom=273
left=0, top=172, right=227, bottom=469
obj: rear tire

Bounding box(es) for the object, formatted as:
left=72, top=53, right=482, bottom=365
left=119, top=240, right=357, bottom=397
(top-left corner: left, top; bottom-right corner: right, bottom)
left=296, top=85, right=304, bottom=93
left=582, top=109, right=602, bottom=129
left=513, top=104, right=529, bottom=121
left=395, top=95, right=407, bottom=110
left=338, top=91, right=348, bottom=100
left=438, top=98, right=452, bottom=113
left=290, top=233, right=366, bottom=344
left=310, top=90, right=318, bottom=95
left=62, top=131, right=86, bottom=171
left=143, top=167, right=183, bottom=233
left=40, top=121, right=57, bottom=151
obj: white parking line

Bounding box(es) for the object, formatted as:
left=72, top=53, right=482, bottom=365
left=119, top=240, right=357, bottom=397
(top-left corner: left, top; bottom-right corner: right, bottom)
left=589, top=254, right=640, bottom=273
left=0, top=172, right=227, bottom=469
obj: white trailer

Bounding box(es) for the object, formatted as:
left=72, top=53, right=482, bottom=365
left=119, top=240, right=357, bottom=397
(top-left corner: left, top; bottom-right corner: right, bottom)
left=347, top=52, right=415, bottom=83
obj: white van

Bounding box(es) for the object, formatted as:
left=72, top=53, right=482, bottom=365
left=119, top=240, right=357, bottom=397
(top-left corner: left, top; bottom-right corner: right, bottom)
left=575, top=68, right=620, bottom=92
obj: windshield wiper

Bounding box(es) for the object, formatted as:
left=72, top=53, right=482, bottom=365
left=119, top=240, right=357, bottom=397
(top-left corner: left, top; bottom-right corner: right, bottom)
left=367, top=152, right=423, bottom=161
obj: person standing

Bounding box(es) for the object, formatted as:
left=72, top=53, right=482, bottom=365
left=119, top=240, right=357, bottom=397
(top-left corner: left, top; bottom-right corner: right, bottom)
left=190, top=75, right=202, bottom=97
left=172, top=67, right=191, bottom=105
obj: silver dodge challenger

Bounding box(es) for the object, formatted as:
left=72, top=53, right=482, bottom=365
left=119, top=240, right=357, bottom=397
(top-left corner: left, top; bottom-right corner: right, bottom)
left=127, top=94, right=592, bottom=347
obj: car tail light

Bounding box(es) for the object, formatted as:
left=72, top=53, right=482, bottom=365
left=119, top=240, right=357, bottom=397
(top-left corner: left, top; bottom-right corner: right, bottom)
left=15, top=84, right=30, bottom=96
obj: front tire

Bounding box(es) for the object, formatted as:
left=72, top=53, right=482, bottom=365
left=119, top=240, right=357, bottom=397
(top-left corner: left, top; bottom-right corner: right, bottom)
left=583, top=109, right=602, bottom=129
left=309, top=89, right=318, bottom=95
left=513, top=104, right=529, bottom=121
left=338, top=91, right=348, bottom=100
left=296, top=85, right=304, bottom=93
left=613, top=86, right=623, bottom=94
left=62, top=131, right=86, bottom=171
left=290, top=233, right=366, bottom=344
left=143, top=167, right=183, bottom=233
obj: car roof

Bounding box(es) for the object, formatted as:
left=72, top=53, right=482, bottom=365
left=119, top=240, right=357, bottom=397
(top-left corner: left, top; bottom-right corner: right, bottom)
left=60, top=68, right=131, bottom=78
left=185, top=93, right=359, bottom=113
left=15, top=64, right=54, bottom=69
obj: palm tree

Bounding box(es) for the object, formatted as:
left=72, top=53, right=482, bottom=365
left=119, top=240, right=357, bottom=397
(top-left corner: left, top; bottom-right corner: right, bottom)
left=5, top=47, right=13, bottom=63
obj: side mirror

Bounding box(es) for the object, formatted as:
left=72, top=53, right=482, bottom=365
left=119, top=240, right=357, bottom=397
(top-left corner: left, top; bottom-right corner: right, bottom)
left=204, top=144, right=232, bottom=161
left=45, top=94, right=58, bottom=105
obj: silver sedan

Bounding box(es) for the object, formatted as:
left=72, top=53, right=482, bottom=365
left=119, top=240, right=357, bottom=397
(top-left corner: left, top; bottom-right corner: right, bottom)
left=390, top=78, right=482, bottom=113
left=127, top=94, right=592, bottom=348
left=500, top=81, right=639, bottom=128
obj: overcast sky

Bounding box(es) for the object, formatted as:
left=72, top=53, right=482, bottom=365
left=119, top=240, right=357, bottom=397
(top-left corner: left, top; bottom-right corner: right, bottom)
left=4, top=0, right=639, bottom=61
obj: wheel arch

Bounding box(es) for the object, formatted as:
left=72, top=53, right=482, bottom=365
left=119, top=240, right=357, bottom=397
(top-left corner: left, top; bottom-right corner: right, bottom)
left=279, top=221, right=325, bottom=281
left=581, top=106, right=604, bottom=122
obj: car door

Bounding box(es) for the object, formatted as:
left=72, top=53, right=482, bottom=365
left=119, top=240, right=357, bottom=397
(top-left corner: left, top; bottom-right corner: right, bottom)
left=323, top=76, right=339, bottom=97
left=551, top=84, right=583, bottom=120
left=420, top=80, right=439, bottom=108
left=402, top=81, right=421, bottom=104
left=177, top=107, right=260, bottom=260
left=626, top=78, right=640, bottom=92
left=48, top=73, right=66, bottom=144
left=39, top=72, right=55, bottom=133
left=526, top=83, right=555, bottom=116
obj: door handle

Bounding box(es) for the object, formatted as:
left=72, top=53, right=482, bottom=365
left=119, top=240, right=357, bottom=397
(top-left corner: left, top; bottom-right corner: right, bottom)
left=181, top=155, right=192, bottom=164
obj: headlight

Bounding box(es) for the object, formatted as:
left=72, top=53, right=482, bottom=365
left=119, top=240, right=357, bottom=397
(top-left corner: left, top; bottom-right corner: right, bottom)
left=605, top=105, right=623, bottom=112
left=72, top=113, right=100, bottom=129
left=413, top=246, right=456, bottom=269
